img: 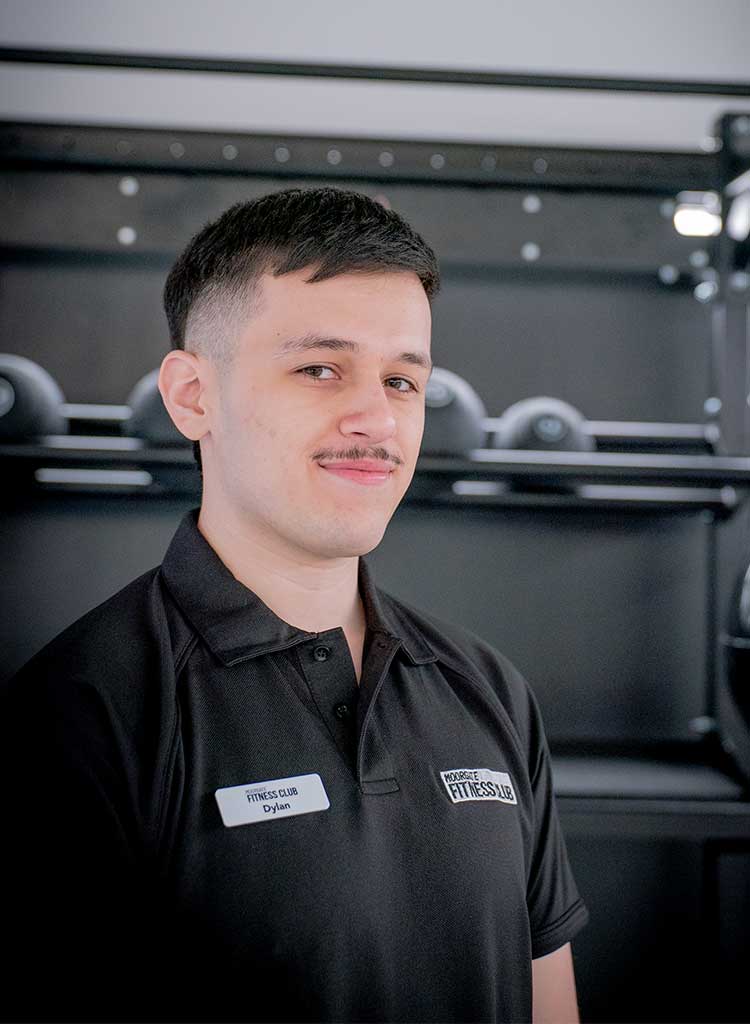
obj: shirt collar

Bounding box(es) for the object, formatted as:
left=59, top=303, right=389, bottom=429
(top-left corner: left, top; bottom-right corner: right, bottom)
left=160, top=508, right=437, bottom=668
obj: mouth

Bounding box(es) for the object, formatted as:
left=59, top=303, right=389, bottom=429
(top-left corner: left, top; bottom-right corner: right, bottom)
left=318, top=461, right=395, bottom=486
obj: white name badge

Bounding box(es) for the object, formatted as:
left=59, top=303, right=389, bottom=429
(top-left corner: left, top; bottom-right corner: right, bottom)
left=215, top=773, right=330, bottom=827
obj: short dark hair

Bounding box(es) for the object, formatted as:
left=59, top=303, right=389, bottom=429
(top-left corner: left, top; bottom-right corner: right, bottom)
left=163, top=186, right=441, bottom=472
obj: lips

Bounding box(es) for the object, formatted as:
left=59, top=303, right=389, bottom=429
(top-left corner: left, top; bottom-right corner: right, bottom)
left=318, top=460, right=394, bottom=486
left=319, top=460, right=393, bottom=473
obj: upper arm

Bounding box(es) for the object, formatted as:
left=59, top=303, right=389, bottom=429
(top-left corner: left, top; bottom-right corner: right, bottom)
left=531, top=942, right=581, bottom=1024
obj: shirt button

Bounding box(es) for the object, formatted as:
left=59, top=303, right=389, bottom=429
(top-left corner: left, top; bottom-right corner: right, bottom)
left=313, top=645, right=331, bottom=662
left=334, top=703, right=350, bottom=720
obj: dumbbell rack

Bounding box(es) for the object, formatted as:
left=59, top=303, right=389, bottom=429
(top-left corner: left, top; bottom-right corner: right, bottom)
left=5, top=422, right=750, bottom=513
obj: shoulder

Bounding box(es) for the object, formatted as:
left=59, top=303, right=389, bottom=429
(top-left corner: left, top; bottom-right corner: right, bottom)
left=377, top=584, right=544, bottom=753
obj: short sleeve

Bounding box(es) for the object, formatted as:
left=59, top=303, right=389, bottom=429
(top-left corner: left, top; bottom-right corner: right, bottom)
left=522, top=678, right=589, bottom=958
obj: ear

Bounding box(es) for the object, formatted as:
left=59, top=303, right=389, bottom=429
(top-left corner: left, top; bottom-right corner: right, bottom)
left=158, top=350, right=213, bottom=442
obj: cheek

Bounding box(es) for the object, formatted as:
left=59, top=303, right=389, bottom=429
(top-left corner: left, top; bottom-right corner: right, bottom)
left=239, top=403, right=309, bottom=475
left=237, top=391, right=285, bottom=446
left=254, top=416, right=278, bottom=442
left=402, top=406, right=426, bottom=449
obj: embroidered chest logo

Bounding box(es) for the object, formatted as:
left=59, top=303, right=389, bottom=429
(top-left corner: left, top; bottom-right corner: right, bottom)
left=440, top=767, right=517, bottom=805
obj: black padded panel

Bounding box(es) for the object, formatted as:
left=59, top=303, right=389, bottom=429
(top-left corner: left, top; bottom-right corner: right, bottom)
left=430, top=271, right=708, bottom=424
left=1, top=494, right=190, bottom=685
left=0, top=260, right=171, bottom=404
left=552, top=755, right=744, bottom=800
left=567, top=837, right=709, bottom=1023
left=373, top=503, right=707, bottom=744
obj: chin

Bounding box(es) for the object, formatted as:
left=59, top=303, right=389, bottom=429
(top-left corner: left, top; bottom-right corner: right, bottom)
left=311, top=523, right=388, bottom=560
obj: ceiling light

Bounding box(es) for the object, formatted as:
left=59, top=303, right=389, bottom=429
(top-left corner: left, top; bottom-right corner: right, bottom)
left=673, top=191, right=722, bottom=237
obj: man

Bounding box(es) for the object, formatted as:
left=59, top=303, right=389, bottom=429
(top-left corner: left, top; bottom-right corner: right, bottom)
left=2, top=187, right=587, bottom=1023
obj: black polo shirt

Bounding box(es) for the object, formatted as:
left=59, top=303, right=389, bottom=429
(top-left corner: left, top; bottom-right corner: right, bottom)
left=2, top=507, right=588, bottom=1024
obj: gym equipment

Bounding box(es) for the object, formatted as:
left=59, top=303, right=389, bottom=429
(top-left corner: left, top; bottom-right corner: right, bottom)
left=421, top=367, right=487, bottom=456
left=122, top=368, right=199, bottom=495
left=124, top=368, right=190, bottom=446
left=721, top=559, right=750, bottom=782
left=492, top=396, right=594, bottom=452
left=0, top=354, right=67, bottom=439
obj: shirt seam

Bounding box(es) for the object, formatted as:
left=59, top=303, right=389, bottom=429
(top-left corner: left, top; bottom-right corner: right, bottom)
left=154, top=633, right=198, bottom=854
left=428, top=655, right=530, bottom=773
left=531, top=897, right=589, bottom=950
left=426, top=655, right=542, bottom=888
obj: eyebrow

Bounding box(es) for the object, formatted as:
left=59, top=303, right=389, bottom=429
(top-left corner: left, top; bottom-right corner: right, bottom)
left=273, top=332, right=432, bottom=372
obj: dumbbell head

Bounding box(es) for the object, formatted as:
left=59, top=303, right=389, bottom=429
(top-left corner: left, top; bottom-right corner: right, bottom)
left=0, top=354, right=67, bottom=439
left=493, top=396, right=594, bottom=452
left=421, top=367, right=487, bottom=456
left=730, top=560, right=750, bottom=637
left=722, top=559, right=750, bottom=780
left=124, top=368, right=191, bottom=446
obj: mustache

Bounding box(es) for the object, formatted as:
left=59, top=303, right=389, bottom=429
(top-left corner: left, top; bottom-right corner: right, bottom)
left=312, top=446, right=404, bottom=467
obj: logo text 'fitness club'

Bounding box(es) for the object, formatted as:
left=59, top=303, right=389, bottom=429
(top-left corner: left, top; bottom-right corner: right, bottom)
left=440, top=767, right=517, bottom=805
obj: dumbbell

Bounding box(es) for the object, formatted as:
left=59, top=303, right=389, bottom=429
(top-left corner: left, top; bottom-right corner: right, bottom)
left=490, top=396, right=593, bottom=493
left=124, top=368, right=198, bottom=493
left=408, top=367, right=488, bottom=500
left=492, top=396, right=594, bottom=452
left=0, top=354, right=68, bottom=440
left=724, top=559, right=750, bottom=735
left=720, top=560, right=750, bottom=784
left=421, top=367, right=488, bottom=456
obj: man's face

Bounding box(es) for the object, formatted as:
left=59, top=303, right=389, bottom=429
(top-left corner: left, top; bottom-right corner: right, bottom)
left=202, top=267, right=433, bottom=561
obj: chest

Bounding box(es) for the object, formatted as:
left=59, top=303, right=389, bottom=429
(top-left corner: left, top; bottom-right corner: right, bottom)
left=146, top=631, right=537, bottom=1021
left=160, top=645, right=533, bottom=921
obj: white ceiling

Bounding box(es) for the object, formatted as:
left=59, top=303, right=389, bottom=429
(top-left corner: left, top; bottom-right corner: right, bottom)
left=1, top=0, right=748, bottom=151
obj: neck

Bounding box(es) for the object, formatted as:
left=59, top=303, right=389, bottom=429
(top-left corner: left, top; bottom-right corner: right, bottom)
left=197, top=504, right=366, bottom=638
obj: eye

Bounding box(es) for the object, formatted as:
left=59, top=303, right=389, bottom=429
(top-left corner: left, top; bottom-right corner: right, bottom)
left=297, top=366, right=418, bottom=393
left=386, top=377, right=418, bottom=394
left=297, top=365, right=338, bottom=380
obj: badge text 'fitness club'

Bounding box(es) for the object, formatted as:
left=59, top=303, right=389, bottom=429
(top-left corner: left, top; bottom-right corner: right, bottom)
left=440, top=767, right=517, bottom=805
left=215, top=773, right=330, bottom=827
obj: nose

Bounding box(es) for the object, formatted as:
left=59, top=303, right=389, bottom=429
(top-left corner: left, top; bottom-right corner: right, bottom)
left=337, top=379, right=398, bottom=444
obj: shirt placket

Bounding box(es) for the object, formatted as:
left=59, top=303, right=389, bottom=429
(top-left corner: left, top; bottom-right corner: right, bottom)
left=354, top=633, right=402, bottom=794
left=297, top=629, right=402, bottom=795
left=299, top=629, right=361, bottom=771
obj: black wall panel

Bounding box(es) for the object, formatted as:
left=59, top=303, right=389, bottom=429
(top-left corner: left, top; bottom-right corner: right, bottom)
left=0, top=260, right=170, bottom=403
left=373, top=505, right=708, bottom=744
left=715, top=846, right=750, bottom=1022
left=567, top=837, right=710, bottom=1024
left=432, top=274, right=710, bottom=423
left=1, top=496, right=189, bottom=682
